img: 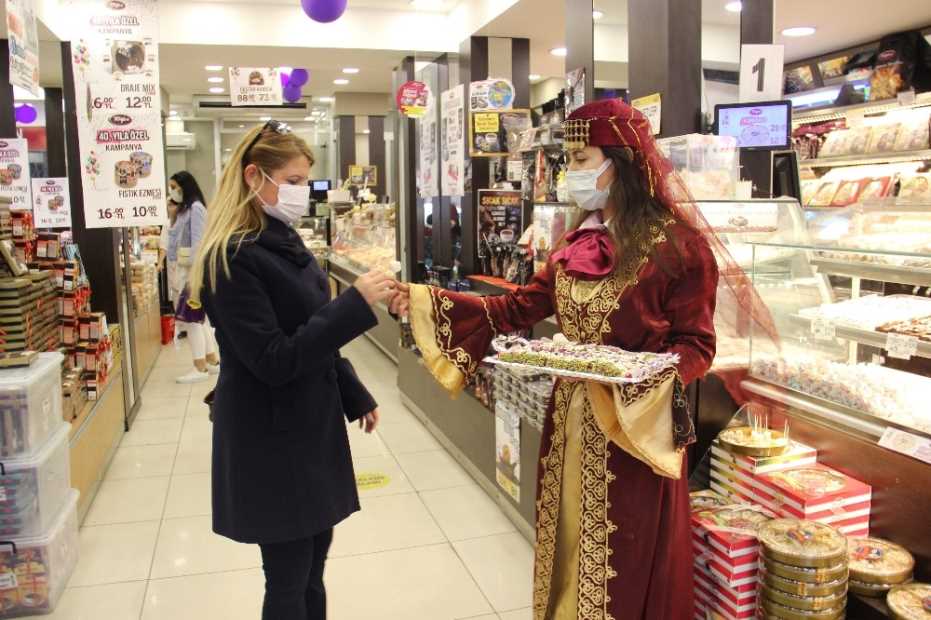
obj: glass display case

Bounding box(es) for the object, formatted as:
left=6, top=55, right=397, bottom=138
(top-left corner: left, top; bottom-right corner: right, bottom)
left=329, top=203, right=398, bottom=274
left=296, top=216, right=330, bottom=256
left=745, top=201, right=931, bottom=438
left=657, top=134, right=740, bottom=200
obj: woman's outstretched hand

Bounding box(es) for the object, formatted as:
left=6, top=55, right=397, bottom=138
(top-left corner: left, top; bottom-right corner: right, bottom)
left=359, top=409, right=380, bottom=433
left=354, top=270, right=397, bottom=306
left=389, top=282, right=410, bottom=317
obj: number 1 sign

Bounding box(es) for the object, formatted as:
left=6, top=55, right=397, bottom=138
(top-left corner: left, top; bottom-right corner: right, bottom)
left=739, top=44, right=785, bottom=103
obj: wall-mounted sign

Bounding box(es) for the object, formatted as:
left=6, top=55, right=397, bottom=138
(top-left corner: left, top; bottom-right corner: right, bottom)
left=396, top=80, right=430, bottom=118
left=631, top=92, right=662, bottom=136
left=69, top=0, right=167, bottom=228
left=32, top=177, right=71, bottom=228
left=478, top=189, right=522, bottom=240
left=0, top=138, right=32, bottom=211
left=440, top=84, right=465, bottom=197
left=348, top=165, right=377, bottom=187
left=469, top=109, right=532, bottom=158
left=5, top=0, right=40, bottom=95
left=740, top=44, right=785, bottom=102
left=229, top=67, right=283, bottom=107
left=470, top=78, right=515, bottom=111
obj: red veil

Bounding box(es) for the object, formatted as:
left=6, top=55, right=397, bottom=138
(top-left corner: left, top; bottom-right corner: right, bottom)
left=564, top=99, right=780, bottom=402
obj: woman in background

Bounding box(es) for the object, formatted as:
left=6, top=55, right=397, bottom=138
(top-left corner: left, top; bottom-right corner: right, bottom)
left=168, top=170, right=219, bottom=383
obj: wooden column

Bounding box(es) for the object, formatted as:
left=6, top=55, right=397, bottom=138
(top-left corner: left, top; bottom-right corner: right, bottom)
left=44, top=88, right=67, bottom=177
left=628, top=0, right=702, bottom=137
left=740, top=0, right=776, bottom=198
left=367, top=115, right=386, bottom=200
left=459, top=36, right=488, bottom=277
left=0, top=41, right=16, bottom=137
left=393, top=57, right=418, bottom=281
left=565, top=0, right=595, bottom=105
left=336, top=115, right=356, bottom=183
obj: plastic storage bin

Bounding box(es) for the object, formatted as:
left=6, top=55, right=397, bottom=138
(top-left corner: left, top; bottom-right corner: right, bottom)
left=656, top=134, right=739, bottom=200
left=0, top=353, right=63, bottom=459
left=0, top=490, right=78, bottom=617
left=0, top=424, right=72, bottom=537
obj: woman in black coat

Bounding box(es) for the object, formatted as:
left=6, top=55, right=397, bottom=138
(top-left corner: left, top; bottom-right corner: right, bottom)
left=187, top=121, right=398, bottom=620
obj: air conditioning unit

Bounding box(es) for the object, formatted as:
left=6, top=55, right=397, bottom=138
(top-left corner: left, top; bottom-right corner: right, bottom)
left=166, top=131, right=196, bottom=150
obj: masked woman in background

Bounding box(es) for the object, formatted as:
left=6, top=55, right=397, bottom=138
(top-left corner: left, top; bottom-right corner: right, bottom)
left=390, top=99, right=762, bottom=619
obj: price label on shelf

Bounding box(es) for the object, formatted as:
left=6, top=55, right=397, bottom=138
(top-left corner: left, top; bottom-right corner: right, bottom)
left=879, top=427, right=931, bottom=465
left=885, top=333, right=919, bottom=360
left=811, top=317, right=836, bottom=340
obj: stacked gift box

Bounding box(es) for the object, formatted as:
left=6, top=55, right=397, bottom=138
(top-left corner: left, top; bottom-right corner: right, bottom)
left=0, top=273, right=60, bottom=354
left=72, top=312, right=112, bottom=401
left=493, top=364, right=553, bottom=431
left=692, top=503, right=776, bottom=620
left=0, top=352, right=80, bottom=617
left=9, top=211, right=35, bottom=267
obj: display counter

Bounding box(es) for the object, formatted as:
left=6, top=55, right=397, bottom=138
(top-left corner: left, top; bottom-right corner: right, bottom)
left=69, top=367, right=124, bottom=522
left=131, top=291, right=161, bottom=389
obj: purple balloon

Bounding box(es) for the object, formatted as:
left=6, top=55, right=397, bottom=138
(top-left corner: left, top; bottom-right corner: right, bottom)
left=289, top=68, right=309, bottom=87
left=283, top=84, right=303, bottom=103
left=301, top=0, right=347, bottom=23
left=15, top=104, right=37, bottom=124
left=280, top=71, right=291, bottom=88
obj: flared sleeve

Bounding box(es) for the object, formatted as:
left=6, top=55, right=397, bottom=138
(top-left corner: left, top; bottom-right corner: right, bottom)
left=408, top=265, right=556, bottom=396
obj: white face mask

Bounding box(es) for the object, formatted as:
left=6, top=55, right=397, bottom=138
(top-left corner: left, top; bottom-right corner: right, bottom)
left=257, top=171, right=309, bottom=224
left=169, top=187, right=183, bottom=203
left=566, top=159, right=612, bottom=212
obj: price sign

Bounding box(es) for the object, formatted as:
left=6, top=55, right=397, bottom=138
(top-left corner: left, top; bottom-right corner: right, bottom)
left=229, top=67, right=283, bottom=107
left=739, top=44, right=785, bottom=103
left=811, top=317, right=836, bottom=340
left=879, top=427, right=931, bottom=465
left=885, top=333, right=919, bottom=360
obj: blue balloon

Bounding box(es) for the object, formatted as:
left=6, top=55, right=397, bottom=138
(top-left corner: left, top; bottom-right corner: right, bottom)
left=15, top=104, right=37, bottom=124
left=301, top=0, right=347, bottom=23
left=280, top=71, right=291, bottom=88
left=283, top=84, right=303, bottom=103
left=289, top=68, right=309, bottom=87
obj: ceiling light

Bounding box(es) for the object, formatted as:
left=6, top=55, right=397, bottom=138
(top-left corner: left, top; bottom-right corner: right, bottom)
left=207, top=76, right=224, bottom=83
left=725, top=1, right=742, bottom=12
left=550, top=47, right=568, bottom=57
left=592, top=10, right=604, bottom=19
left=342, top=67, right=360, bottom=74
left=238, top=124, right=245, bottom=128
left=333, top=78, right=350, bottom=85
left=317, top=96, right=335, bottom=103
left=209, top=87, right=225, bottom=94
left=529, top=74, right=541, bottom=81
left=304, top=116, right=314, bottom=121
left=260, top=115, right=271, bottom=121
left=782, top=26, right=816, bottom=37
left=205, top=65, right=223, bottom=71
left=224, top=148, right=232, bottom=152
left=169, top=110, right=179, bottom=117
left=363, top=129, right=371, bottom=134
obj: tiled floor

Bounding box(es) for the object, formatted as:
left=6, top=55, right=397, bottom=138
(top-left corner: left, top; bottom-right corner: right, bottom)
left=54, top=337, right=534, bottom=620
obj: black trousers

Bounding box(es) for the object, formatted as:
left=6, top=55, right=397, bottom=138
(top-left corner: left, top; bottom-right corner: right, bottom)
left=259, top=529, right=333, bottom=620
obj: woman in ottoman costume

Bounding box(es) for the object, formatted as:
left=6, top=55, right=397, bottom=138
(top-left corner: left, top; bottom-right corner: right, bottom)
left=394, top=99, right=770, bottom=619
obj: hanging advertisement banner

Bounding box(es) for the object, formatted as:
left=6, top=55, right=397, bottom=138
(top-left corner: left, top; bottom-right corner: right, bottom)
left=469, top=78, right=515, bottom=111
left=32, top=177, right=72, bottom=228
left=229, top=67, right=283, bottom=107
left=5, top=0, right=40, bottom=95
left=417, top=95, right=439, bottom=199
left=631, top=92, right=662, bottom=136
left=440, top=84, right=465, bottom=197
left=68, top=0, right=167, bottom=228
left=495, top=404, right=520, bottom=503
left=0, top=138, right=33, bottom=211
left=396, top=80, right=430, bottom=118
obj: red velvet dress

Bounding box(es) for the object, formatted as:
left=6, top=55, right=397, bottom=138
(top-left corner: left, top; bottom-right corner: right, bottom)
left=409, top=221, right=718, bottom=620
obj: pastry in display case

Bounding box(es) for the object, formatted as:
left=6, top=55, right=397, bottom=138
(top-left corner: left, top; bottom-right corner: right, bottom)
left=656, top=134, right=739, bottom=200
left=744, top=200, right=931, bottom=437
left=329, top=203, right=398, bottom=274
left=297, top=216, right=329, bottom=255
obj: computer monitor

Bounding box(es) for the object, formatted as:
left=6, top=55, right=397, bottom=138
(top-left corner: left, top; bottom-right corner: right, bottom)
left=311, top=180, right=332, bottom=202
left=714, top=100, right=792, bottom=150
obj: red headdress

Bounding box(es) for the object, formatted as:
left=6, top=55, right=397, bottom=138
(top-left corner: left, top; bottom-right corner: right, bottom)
left=563, top=99, right=780, bottom=402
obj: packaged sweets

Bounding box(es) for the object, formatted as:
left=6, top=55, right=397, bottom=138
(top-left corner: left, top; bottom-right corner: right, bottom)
left=818, top=131, right=852, bottom=158
left=831, top=179, right=866, bottom=207
left=893, top=111, right=931, bottom=151
left=899, top=174, right=931, bottom=201
left=867, top=123, right=902, bottom=153
left=886, top=582, right=931, bottom=620
left=757, top=519, right=847, bottom=568
left=762, top=556, right=848, bottom=585
left=846, top=127, right=872, bottom=155
left=859, top=177, right=893, bottom=201
left=762, top=570, right=848, bottom=598
left=690, top=489, right=729, bottom=511
left=717, top=426, right=789, bottom=458
left=760, top=583, right=847, bottom=611
left=847, top=537, right=914, bottom=586
left=810, top=182, right=840, bottom=207
left=759, top=597, right=845, bottom=620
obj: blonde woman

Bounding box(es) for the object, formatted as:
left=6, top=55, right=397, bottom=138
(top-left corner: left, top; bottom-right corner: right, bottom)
left=187, top=121, right=397, bottom=620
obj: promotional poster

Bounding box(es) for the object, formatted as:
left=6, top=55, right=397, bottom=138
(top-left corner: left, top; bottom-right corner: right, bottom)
left=5, top=0, right=40, bottom=95
left=0, top=139, right=32, bottom=211
left=229, top=67, right=283, bottom=106
left=32, top=178, right=72, bottom=229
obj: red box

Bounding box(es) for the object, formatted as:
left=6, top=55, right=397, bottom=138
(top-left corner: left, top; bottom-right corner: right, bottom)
left=711, top=440, right=818, bottom=476
left=694, top=576, right=757, bottom=619
left=691, top=504, right=774, bottom=587
left=694, top=562, right=757, bottom=608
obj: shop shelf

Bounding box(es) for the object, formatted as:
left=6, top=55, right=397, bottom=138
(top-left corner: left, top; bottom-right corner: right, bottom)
left=800, top=148, right=931, bottom=168
left=789, top=313, right=931, bottom=361
left=792, top=91, right=931, bottom=125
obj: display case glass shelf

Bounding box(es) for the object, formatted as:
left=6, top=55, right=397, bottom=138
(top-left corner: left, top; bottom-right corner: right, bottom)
left=329, top=203, right=397, bottom=274
left=746, top=201, right=931, bottom=439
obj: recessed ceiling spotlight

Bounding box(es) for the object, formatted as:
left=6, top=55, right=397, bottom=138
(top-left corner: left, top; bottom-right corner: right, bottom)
left=205, top=65, right=223, bottom=71
left=725, top=1, right=742, bottom=12
left=169, top=110, right=179, bottom=117
left=317, top=96, right=335, bottom=103
left=209, top=87, right=225, bottom=94
left=342, top=67, right=360, bottom=74
left=782, top=26, right=816, bottom=37
left=260, top=115, right=271, bottom=121
left=333, top=78, right=350, bottom=85
left=550, top=47, right=568, bottom=57
left=529, top=74, right=542, bottom=81
left=207, top=77, right=224, bottom=83
left=592, top=10, right=604, bottom=19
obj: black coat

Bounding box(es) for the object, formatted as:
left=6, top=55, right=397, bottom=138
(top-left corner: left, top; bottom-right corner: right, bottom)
left=202, top=217, right=378, bottom=544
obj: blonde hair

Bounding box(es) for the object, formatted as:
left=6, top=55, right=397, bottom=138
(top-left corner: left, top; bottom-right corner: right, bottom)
left=188, top=124, right=315, bottom=306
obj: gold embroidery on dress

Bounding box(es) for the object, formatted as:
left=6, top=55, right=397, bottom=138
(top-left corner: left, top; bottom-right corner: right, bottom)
left=578, top=396, right=618, bottom=620
left=533, top=382, right=574, bottom=620
left=481, top=297, right=498, bottom=338
left=431, top=289, right=478, bottom=377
